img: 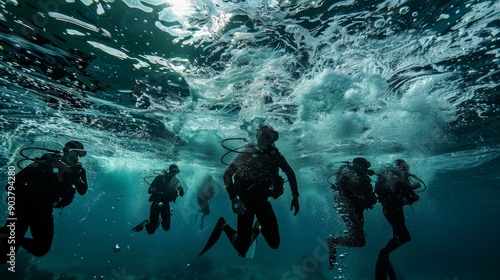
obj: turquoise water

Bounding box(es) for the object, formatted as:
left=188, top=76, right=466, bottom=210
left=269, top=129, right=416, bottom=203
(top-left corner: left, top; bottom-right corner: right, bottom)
left=0, top=0, right=499, bottom=279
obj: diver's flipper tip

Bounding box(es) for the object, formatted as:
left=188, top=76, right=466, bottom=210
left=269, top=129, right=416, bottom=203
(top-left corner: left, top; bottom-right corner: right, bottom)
left=199, top=217, right=226, bottom=257
left=131, top=219, right=148, bottom=232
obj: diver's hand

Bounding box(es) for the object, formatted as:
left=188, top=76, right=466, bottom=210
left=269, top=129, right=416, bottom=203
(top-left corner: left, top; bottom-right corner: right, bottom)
left=71, top=166, right=88, bottom=195
left=70, top=165, right=84, bottom=180
left=231, top=197, right=246, bottom=215
left=178, top=187, right=185, bottom=197
left=290, top=195, right=300, bottom=216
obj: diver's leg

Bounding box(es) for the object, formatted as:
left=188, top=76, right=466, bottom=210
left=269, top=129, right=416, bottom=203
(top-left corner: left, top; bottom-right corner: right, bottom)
left=386, top=258, right=397, bottom=280
left=197, top=196, right=211, bottom=230
left=256, top=201, right=280, bottom=249
left=200, top=213, right=207, bottom=230
left=232, top=210, right=255, bottom=256
left=349, top=207, right=366, bottom=247
left=375, top=248, right=389, bottom=280
left=145, top=202, right=160, bottom=234
left=383, top=206, right=410, bottom=254
left=21, top=211, right=54, bottom=257
left=332, top=201, right=352, bottom=247
left=376, top=247, right=397, bottom=280
left=334, top=204, right=365, bottom=247
left=160, top=202, right=171, bottom=231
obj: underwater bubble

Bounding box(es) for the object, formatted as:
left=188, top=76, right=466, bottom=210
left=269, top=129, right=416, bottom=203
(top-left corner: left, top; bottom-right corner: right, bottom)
left=6, top=0, right=18, bottom=6
left=412, top=12, right=418, bottom=17
left=399, top=6, right=410, bottom=15
left=374, top=19, right=385, bottom=28
left=113, top=244, right=120, bottom=253
left=339, top=253, right=346, bottom=258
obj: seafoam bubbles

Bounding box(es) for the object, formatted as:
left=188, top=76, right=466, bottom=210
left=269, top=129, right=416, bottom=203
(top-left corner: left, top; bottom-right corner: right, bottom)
left=370, top=75, right=457, bottom=155
left=6, top=0, right=18, bottom=7
left=399, top=6, right=410, bottom=15
left=293, top=64, right=457, bottom=157
left=294, top=69, right=388, bottom=147
left=374, top=18, right=385, bottom=29
left=295, top=69, right=351, bottom=122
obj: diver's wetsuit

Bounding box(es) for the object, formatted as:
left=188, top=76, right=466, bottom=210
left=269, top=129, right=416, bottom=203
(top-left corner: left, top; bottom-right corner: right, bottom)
left=333, top=164, right=376, bottom=247
left=222, top=143, right=299, bottom=257
left=197, top=176, right=215, bottom=216
left=145, top=173, right=183, bottom=234
left=0, top=153, right=87, bottom=262
left=375, top=167, right=420, bottom=280
left=196, top=176, right=215, bottom=229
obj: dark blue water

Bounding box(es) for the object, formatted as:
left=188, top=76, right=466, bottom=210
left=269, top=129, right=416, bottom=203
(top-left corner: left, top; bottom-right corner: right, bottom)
left=0, top=0, right=499, bottom=279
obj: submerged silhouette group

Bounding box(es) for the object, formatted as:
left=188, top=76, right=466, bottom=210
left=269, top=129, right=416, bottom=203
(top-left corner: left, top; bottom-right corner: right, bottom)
left=1, top=126, right=424, bottom=279
left=328, top=157, right=423, bottom=280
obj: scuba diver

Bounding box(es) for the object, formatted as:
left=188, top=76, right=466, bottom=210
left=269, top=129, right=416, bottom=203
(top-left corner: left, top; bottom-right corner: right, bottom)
left=196, top=175, right=216, bottom=230
left=374, top=159, right=422, bottom=280
left=327, top=157, right=377, bottom=269
left=199, top=125, right=300, bottom=258
left=131, top=164, right=185, bottom=234
left=0, top=141, right=88, bottom=264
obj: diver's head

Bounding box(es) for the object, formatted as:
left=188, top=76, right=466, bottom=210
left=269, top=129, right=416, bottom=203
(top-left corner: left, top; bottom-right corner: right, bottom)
left=257, top=125, right=279, bottom=145
left=62, top=140, right=86, bottom=167
left=352, top=157, right=374, bottom=175
left=395, top=159, right=410, bottom=172
left=168, top=164, right=180, bottom=174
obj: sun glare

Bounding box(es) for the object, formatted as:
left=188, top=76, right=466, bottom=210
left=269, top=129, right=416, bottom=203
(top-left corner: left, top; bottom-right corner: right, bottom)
left=168, top=0, right=195, bottom=17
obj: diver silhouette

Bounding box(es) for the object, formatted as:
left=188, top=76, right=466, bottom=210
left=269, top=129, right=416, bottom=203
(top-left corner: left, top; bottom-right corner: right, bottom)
left=131, top=164, right=185, bottom=234
left=199, top=125, right=300, bottom=258
left=327, top=157, right=377, bottom=269
left=0, top=141, right=88, bottom=263
left=196, top=175, right=216, bottom=230
left=374, top=159, right=422, bottom=280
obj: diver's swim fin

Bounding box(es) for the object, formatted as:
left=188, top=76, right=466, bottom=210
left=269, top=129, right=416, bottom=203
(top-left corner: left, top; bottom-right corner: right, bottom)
left=327, top=237, right=336, bottom=270
left=199, top=217, right=226, bottom=257
left=245, top=237, right=257, bottom=259
left=131, top=219, right=148, bottom=232
left=244, top=220, right=261, bottom=259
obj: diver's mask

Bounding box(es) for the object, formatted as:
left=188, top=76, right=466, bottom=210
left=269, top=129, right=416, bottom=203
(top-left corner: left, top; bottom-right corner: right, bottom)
left=68, top=149, right=87, bottom=157
left=64, top=149, right=86, bottom=166
left=258, top=130, right=279, bottom=144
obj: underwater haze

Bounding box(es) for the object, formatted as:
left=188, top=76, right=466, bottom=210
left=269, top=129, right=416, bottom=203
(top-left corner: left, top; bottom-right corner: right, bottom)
left=0, top=0, right=499, bottom=279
